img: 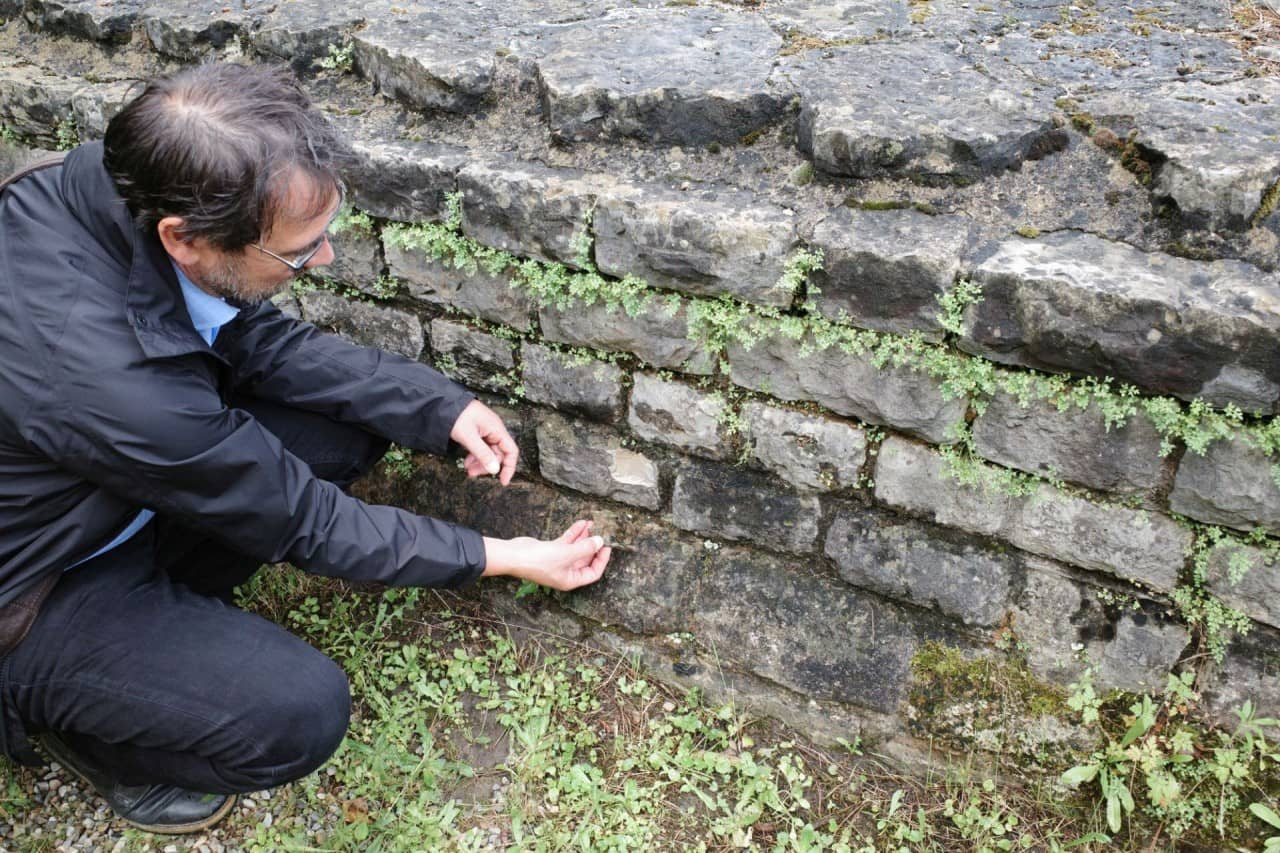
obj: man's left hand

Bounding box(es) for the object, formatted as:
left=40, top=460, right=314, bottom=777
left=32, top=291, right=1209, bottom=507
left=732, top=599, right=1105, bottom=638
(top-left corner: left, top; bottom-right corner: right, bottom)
left=450, top=399, right=519, bottom=485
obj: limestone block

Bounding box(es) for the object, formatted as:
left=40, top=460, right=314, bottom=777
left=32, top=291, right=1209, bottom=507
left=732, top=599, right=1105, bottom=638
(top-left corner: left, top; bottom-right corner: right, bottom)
left=299, top=290, right=423, bottom=360
left=428, top=318, right=515, bottom=392
left=539, top=300, right=715, bottom=375
left=536, top=414, right=661, bottom=510
left=352, top=14, right=496, bottom=113
left=809, top=208, right=975, bottom=340
left=742, top=402, right=866, bottom=492
left=141, top=1, right=258, bottom=60
left=1171, top=437, right=1280, bottom=534
left=1202, top=627, right=1280, bottom=725
left=25, top=0, right=141, bottom=42
left=972, top=392, right=1166, bottom=495
left=319, top=227, right=385, bottom=296
left=728, top=333, right=967, bottom=445
left=1078, top=79, right=1280, bottom=231
left=69, top=81, right=133, bottom=140
left=628, top=374, right=728, bottom=460
left=961, top=231, right=1280, bottom=414
left=670, top=460, right=820, bottom=555
left=691, top=545, right=971, bottom=713
left=761, top=1, right=908, bottom=41
left=337, top=129, right=468, bottom=223
left=387, top=244, right=535, bottom=331
left=594, top=188, right=798, bottom=308
left=458, top=162, right=611, bottom=269
left=1206, top=539, right=1280, bottom=631
left=530, top=7, right=787, bottom=146
left=789, top=42, right=1056, bottom=183
left=520, top=343, right=625, bottom=424
left=399, top=457, right=558, bottom=541
left=875, top=438, right=1189, bottom=592
left=251, top=0, right=361, bottom=67
left=0, top=62, right=81, bottom=147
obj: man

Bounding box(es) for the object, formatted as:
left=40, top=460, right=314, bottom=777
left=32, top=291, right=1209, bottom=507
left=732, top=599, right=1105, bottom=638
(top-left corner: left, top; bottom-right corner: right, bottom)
left=0, top=62, right=610, bottom=834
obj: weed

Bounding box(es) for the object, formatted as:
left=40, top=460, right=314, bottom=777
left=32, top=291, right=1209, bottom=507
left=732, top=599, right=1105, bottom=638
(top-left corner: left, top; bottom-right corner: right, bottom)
left=54, top=116, right=78, bottom=152
left=315, top=41, right=355, bottom=74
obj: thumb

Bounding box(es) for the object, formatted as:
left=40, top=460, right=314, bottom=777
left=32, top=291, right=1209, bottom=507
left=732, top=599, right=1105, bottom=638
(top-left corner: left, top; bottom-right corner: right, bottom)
left=458, top=436, right=500, bottom=476
left=568, top=535, right=605, bottom=562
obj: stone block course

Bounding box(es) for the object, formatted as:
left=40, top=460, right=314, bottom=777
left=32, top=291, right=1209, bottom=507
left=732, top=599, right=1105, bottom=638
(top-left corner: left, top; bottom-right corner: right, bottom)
left=299, top=291, right=424, bottom=360
left=628, top=374, right=728, bottom=460
left=1205, top=539, right=1280, bottom=631
left=670, top=459, right=820, bottom=555
left=809, top=207, right=975, bottom=340
left=971, top=392, right=1166, bottom=495
left=428, top=318, right=515, bottom=392
left=874, top=437, right=1189, bottom=593
left=1170, top=437, right=1280, bottom=534
left=539, top=301, right=715, bottom=375
left=742, top=402, right=866, bottom=493
left=352, top=16, right=496, bottom=114
left=387, top=243, right=535, bottom=331
left=1202, top=628, right=1280, bottom=724
left=520, top=343, right=625, bottom=423
left=536, top=413, right=661, bottom=510
left=961, top=231, right=1280, bottom=414
left=337, top=129, right=468, bottom=223
left=23, top=0, right=141, bottom=42
left=142, top=4, right=250, bottom=60
left=321, top=227, right=385, bottom=295
left=728, top=334, right=967, bottom=445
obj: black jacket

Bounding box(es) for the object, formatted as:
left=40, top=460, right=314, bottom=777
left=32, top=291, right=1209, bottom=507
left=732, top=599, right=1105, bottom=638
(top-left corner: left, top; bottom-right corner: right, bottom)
left=0, top=142, right=486, bottom=608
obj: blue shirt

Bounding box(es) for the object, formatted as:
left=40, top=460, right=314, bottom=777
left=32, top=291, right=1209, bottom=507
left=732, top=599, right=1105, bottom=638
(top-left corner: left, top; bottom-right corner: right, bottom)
left=68, top=264, right=240, bottom=569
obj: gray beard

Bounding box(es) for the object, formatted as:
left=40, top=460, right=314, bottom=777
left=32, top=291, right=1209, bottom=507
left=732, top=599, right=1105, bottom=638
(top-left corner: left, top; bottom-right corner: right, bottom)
left=199, top=254, right=286, bottom=306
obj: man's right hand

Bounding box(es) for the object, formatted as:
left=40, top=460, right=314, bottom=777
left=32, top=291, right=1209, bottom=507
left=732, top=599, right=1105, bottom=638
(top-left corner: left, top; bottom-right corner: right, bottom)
left=481, top=520, right=611, bottom=591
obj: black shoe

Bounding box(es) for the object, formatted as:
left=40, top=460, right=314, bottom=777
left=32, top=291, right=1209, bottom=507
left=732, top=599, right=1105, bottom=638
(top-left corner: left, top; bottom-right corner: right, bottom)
left=39, top=732, right=237, bottom=834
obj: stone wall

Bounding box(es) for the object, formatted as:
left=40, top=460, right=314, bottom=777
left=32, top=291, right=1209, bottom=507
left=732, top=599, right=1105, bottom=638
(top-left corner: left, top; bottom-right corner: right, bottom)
left=3, top=0, right=1279, bottom=762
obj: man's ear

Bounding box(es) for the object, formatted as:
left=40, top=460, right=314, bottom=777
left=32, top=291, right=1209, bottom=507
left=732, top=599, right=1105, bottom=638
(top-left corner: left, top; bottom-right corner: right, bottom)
left=156, top=216, right=206, bottom=266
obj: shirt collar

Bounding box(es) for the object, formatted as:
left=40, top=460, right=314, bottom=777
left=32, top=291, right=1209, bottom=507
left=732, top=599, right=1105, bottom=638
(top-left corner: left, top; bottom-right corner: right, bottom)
left=170, top=261, right=241, bottom=335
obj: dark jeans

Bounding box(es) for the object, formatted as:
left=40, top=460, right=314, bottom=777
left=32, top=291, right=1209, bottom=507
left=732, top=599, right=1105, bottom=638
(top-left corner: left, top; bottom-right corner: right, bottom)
left=0, top=398, right=388, bottom=794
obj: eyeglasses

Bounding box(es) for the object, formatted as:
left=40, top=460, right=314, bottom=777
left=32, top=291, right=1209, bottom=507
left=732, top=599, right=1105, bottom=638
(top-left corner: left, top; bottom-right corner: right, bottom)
left=250, top=183, right=346, bottom=272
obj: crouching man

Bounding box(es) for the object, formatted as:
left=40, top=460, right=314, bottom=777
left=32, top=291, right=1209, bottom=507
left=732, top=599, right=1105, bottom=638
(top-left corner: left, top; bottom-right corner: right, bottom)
left=0, top=62, right=610, bottom=834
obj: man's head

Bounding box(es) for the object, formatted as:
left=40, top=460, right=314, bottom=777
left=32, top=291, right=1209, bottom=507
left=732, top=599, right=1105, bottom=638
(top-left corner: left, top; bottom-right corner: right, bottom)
left=103, top=63, right=350, bottom=304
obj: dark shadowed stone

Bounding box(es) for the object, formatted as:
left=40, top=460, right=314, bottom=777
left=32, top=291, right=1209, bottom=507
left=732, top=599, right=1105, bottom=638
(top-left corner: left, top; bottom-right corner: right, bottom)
left=520, top=343, right=625, bottom=423
left=321, top=226, right=385, bottom=295
left=299, top=290, right=423, bottom=360
left=1011, top=558, right=1188, bottom=693
left=334, top=125, right=468, bottom=223
left=1202, top=626, right=1280, bottom=726
left=971, top=392, right=1166, bottom=495
left=670, top=459, right=820, bottom=555
left=594, top=187, right=798, bottom=308
left=788, top=42, right=1055, bottom=184
left=387, top=244, right=535, bottom=331
left=1078, top=78, right=1280, bottom=231
left=561, top=519, right=702, bottom=635
left=961, top=231, right=1280, bottom=413
left=539, top=300, right=715, bottom=375
left=826, top=506, right=1019, bottom=627
left=628, top=374, right=728, bottom=460
left=728, top=333, right=968, bottom=445
left=1206, top=539, right=1280, bottom=632
left=69, top=81, right=132, bottom=141
left=0, top=62, right=81, bottom=147
left=531, top=7, right=787, bottom=146
left=458, top=162, right=605, bottom=269
left=141, top=0, right=267, bottom=60
left=875, top=437, right=1189, bottom=592
left=691, top=545, right=970, bottom=713
left=24, top=0, right=142, bottom=42
left=742, top=402, right=866, bottom=492
left=809, top=207, right=976, bottom=340
left=1170, top=437, right=1280, bottom=534
left=429, top=318, right=515, bottom=392
left=250, top=0, right=364, bottom=68
left=536, top=413, right=661, bottom=510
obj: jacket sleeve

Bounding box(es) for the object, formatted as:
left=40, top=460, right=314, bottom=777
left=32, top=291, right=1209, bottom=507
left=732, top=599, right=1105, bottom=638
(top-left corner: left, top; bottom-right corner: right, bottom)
left=215, top=300, right=474, bottom=455
left=27, top=361, right=486, bottom=588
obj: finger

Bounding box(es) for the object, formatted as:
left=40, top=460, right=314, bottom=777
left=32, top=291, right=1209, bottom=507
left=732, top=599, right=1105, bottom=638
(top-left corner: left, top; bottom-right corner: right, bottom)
left=496, top=433, right=520, bottom=485
left=559, top=520, right=591, bottom=544
left=462, top=454, right=490, bottom=478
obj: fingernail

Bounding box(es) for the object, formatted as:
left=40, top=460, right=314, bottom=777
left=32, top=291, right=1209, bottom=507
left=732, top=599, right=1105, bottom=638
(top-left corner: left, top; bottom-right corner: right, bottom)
left=592, top=535, right=605, bottom=549
left=486, top=459, right=500, bottom=475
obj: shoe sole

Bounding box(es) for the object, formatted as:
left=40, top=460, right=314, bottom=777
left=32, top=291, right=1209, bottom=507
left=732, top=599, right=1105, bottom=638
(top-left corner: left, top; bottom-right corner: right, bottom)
left=39, top=735, right=239, bottom=835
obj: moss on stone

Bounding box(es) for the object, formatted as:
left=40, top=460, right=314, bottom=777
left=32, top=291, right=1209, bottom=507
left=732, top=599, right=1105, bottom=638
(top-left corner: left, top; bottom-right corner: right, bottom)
left=1251, top=177, right=1280, bottom=228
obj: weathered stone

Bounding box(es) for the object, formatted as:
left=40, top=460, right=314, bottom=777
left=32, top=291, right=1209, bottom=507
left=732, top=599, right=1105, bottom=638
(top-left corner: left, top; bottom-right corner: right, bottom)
left=531, top=7, right=787, bottom=146
left=536, top=413, right=661, bottom=510
left=742, top=402, right=866, bottom=492
left=972, top=392, right=1166, bottom=495
left=728, top=333, right=968, bottom=445
left=352, top=13, right=496, bottom=114
left=539, top=300, right=715, bottom=375
left=809, top=207, right=976, bottom=340
left=299, top=290, right=423, bottom=360
left=671, top=459, right=820, bottom=555
left=790, top=42, right=1056, bottom=183
left=400, top=456, right=559, bottom=541
left=1078, top=79, right=1280, bottom=231
left=320, top=225, right=385, bottom=295
left=826, top=506, right=1018, bottom=627
left=68, top=80, right=132, bottom=140
left=875, top=437, right=1189, bottom=592
left=594, top=188, right=798, bottom=308
left=692, top=545, right=968, bottom=713
left=387, top=244, right=535, bottom=331
left=761, top=0, right=908, bottom=41
left=25, top=0, right=142, bottom=42
left=1205, top=539, right=1280, bottom=632
left=962, top=231, right=1280, bottom=413
left=428, top=318, right=515, bottom=392
left=336, top=127, right=468, bottom=223
left=628, top=374, right=728, bottom=460
left=249, top=0, right=362, bottom=68
left=1202, top=627, right=1280, bottom=725
left=141, top=1, right=260, bottom=60
left=458, top=162, right=607, bottom=269
left=520, top=343, right=624, bottom=423
left=1171, top=437, right=1280, bottom=533
left=0, top=61, right=81, bottom=148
